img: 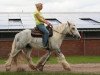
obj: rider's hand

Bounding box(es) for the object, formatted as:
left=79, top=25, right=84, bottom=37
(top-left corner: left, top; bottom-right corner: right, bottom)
left=48, top=23, right=53, bottom=28
left=45, top=21, right=53, bottom=28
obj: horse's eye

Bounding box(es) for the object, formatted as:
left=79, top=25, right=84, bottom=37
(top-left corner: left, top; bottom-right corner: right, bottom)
left=72, top=28, right=75, bottom=30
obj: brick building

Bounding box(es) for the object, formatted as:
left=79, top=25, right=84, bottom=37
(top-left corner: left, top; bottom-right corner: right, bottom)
left=0, top=12, right=100, bottom=58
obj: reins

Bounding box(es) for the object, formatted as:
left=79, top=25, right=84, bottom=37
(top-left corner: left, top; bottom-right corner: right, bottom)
left=52, top=28, right=66, bottom=35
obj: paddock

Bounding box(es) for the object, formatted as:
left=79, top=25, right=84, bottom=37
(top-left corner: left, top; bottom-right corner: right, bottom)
left=0, top=12, right=100, bottom=73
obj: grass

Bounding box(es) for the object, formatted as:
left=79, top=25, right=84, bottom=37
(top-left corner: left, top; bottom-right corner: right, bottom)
left=1, top=56, right=100, bottom=64
left=66, top=56, right=100, bottom=64
left=32, top=56, right=58, bottom=64
left=0, top=72, right=99, bottom=75
left=0, top=58, right=6, bottom=64
left=33, top=56, right=100, bottom=64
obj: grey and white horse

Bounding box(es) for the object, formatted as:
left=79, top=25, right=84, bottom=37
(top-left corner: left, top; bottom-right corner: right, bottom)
left=5, top=21, right=81, bottom=71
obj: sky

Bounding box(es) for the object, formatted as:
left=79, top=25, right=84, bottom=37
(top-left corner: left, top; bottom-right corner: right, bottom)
left=0, top=0, right=100, bottom=12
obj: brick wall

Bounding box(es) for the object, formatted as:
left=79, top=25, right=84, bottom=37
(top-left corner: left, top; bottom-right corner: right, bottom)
left=61, top=39, right=84, bottom=55
left=84, top=39, right=100, bottom=55
left=0, top=39, right=100, bottom=58
left=0, top=40, right=12, bottom=58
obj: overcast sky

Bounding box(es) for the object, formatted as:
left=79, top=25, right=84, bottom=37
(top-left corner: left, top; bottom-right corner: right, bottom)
left=0, top=0, right=100, bottom=12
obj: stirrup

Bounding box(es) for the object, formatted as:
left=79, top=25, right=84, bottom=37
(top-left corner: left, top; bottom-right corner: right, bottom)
left=46, top=47, right=50, bottom=50
left=43, top=46, right=50, bottom=50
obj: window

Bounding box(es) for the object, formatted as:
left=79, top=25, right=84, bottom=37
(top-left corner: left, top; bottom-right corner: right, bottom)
left=80, top=18, right=100, bottom=25
left=0, top=32, right=17, bottom=40
left=8, top=18, right=22, bottom=26
left=84, top=31, right=100, bottom=39
left=45, top=18, right=61, bottom=25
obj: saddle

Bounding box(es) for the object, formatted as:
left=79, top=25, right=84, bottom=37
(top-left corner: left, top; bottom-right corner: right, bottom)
left=31, top=26, right=53, bottom=37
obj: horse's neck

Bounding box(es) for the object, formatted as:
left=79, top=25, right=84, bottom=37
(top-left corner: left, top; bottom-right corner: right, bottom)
left=53, top=24, right=67, bottom=40
left=50, top=24, right=66, bottom=47
left=53, top=24, right=66, bottom=33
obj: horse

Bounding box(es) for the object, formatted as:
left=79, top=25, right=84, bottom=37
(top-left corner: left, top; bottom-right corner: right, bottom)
left=5, top=21, right=81, bottom=71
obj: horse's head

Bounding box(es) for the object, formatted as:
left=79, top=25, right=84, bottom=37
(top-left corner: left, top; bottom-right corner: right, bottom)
left=65, top=21, right=81, bottom=39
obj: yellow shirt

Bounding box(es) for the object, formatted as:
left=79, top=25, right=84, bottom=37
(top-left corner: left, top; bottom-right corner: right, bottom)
left=34, top=10, right=44, bottom=25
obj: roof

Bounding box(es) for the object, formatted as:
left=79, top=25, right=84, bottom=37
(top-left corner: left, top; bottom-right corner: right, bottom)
left=0, top=12, right=100, bottom=32
left=43, top=12, right=100, bottom=30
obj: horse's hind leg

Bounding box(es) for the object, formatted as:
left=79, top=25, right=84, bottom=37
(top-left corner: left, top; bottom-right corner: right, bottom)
left=5, top=50, right=19, bottom=71
left=15, top=51, right=27, bottom=72
left=5, top=56, right=13, bottom=71
left=36, top=51, right=51, bottom=71
left=5, top=48, right=22, bottom=71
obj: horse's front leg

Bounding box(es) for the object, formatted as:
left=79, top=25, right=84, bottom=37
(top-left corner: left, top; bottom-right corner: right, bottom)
left=36, top=50, right=51, bottom=71
left=23, top=50, right=37, bottom=71
left=55, top=49, right=71, bottom=71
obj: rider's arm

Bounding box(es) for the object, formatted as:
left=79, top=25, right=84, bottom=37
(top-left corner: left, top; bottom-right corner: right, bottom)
left=34, top=13, right=48, bottom=24
left=35, top=13, right=53, bottom=28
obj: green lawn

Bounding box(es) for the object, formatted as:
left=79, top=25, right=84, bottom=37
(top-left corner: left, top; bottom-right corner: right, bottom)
left=66, top=56, right=100, bottom=64
left=1, top=56, right=100, bottom=64
left=33, top=56, right=100, bottom=64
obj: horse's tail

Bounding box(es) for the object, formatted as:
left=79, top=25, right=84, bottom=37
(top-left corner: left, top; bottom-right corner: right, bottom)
left=5, top=38, right=17, bottom=66
left=5, top=35, right=25, bottom=66
left=11, top=38, right=16, bottom=56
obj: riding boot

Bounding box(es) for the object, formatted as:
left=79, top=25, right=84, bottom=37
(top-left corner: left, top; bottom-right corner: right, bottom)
left=43, top=43, right=50, bottom=50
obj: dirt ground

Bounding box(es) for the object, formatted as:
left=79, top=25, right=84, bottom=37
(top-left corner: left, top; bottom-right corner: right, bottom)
left=1, top=63, right=100, bottom=73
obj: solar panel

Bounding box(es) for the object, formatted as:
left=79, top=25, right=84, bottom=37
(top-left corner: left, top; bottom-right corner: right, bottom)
left=0, top=14, right=8, bottom=17
left=0, top=25, right=8, bottom=29
left=45, top=18, right=61, bottom=25
left=0, top=17, right=8, bottom=21
left=23, top=24, right=34, bottom=29
left=8, top=25, right=24, bottom=29
left=80, top=18, right=100, bottom=25
left=22, top=21, right=35, bottom=25
left=8, top=18, right=22, bottom=26
left=0, top=12, right=100, bottom=32
left=0, top=21, right=8, bottom=25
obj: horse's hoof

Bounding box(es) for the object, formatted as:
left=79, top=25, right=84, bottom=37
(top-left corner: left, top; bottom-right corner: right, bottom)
left=6, top=67, right=11, bottom=71
left=36, top=65, right=43, bottom=71
left=17, top=67, right=25, bottom=72
left=38, top=68, right=43, bottom=71
left=5, top=65, right=11, bottom=71
left=65, top=68, right=71, bottom=71
left=29, top=64, right=38, bottom=71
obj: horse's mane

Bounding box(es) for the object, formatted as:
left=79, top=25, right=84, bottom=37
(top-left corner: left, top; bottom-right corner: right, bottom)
left=53, top=23, right=66, bottom=33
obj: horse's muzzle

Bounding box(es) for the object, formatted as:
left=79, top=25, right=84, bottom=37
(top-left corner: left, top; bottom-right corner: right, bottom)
left=77, top=36, right=81, bottom=39
left=73, top=35, right=81, bottom=40
left=76, top=35, right=81, bottom=40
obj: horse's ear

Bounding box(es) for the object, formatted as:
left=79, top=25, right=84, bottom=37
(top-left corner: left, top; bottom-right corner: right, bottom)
left=67, top=21, right=70, bottom=27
